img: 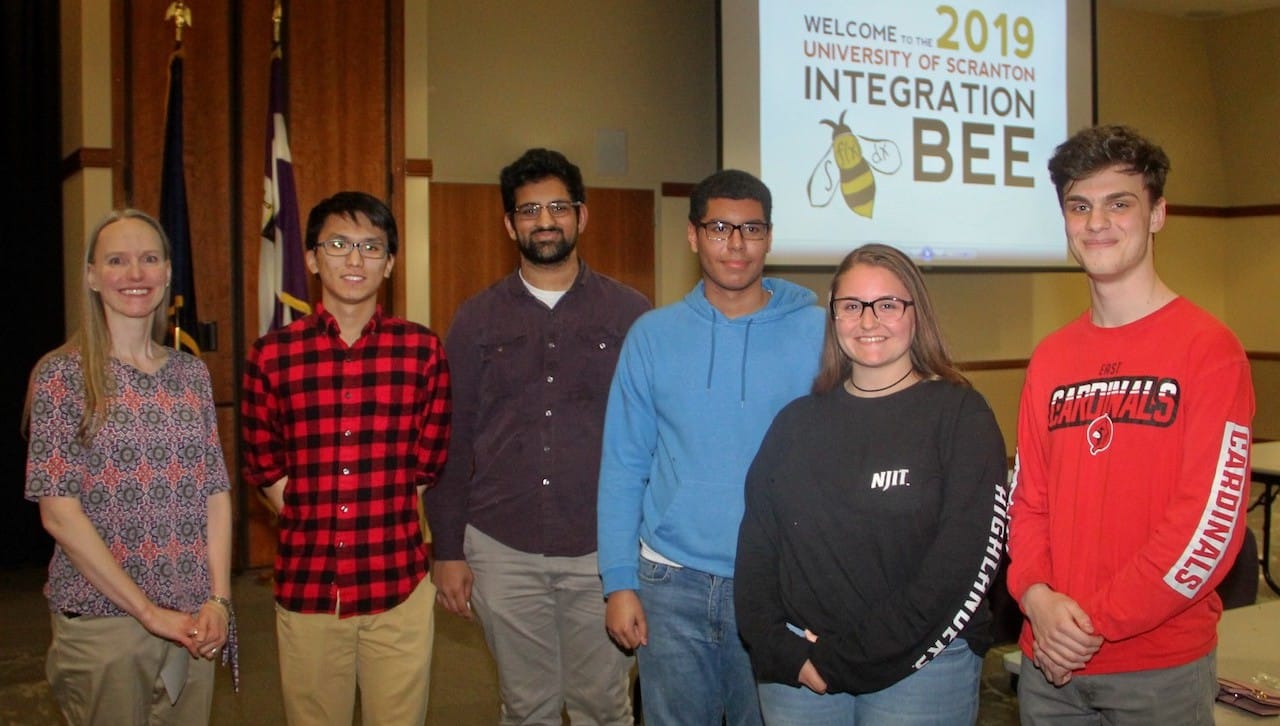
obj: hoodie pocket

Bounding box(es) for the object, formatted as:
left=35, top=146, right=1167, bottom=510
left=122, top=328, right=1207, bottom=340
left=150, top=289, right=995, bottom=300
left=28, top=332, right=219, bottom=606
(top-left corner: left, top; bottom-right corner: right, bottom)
left=649, top=477, right=745, bottom=565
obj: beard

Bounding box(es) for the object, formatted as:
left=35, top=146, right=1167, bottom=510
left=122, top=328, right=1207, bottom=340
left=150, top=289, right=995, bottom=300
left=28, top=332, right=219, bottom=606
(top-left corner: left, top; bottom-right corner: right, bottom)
left=517, top=228, right=576, bottom=265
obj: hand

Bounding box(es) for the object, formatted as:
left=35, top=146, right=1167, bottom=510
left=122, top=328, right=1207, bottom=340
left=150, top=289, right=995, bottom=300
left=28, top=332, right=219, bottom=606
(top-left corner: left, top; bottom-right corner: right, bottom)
left=798, top=659, right=828, bottom=694
left=138, top=604, right=201, bottom=656
left=1021, top=584, right=1103, bottom=671
left=191, top=601, right=229, bottom=660
left=1031, top=640, right=1074, bottom=686
left=261, top=477, right=287, bottom=514
left=432, top=560, right=475, bottom=620
left=605, top=590, right=647, bottom=650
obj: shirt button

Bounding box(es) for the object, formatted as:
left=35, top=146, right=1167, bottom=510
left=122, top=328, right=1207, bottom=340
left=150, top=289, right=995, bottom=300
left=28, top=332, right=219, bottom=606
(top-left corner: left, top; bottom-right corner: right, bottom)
left=342, top=467, right=350, bottom=475
left=542, top=478, right=550, bottom=486
left=548, top=341, right=557, bottom=349
left=598, top=342, right=607, bottom=349
left=343, top=430, right=352, bottom=438
left=344, top=392, right=351, bottom=400
left=337, top=541, right=345, bottom=548
left=340, top=505, right=349, bottom=513
left=545, top=409, right=552, bottom=417
left=543, top=446, right=551, bottom=453
left=546, top=375, right=554, bottom=383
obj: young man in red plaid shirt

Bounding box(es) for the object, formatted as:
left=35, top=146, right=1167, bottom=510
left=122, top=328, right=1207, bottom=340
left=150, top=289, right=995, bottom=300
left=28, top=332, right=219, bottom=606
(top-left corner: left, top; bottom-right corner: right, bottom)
left=241, top=191, right=451, bottom=725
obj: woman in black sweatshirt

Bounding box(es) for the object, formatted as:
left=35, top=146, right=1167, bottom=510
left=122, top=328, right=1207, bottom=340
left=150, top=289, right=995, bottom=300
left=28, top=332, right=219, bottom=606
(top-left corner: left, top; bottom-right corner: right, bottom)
left=735, top=244, right=1008, bottom=725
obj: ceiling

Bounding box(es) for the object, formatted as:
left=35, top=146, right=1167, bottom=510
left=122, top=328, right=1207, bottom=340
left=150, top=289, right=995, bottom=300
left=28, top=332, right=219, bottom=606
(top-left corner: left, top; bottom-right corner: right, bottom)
left=1107, top=0, right=1280, bottom=19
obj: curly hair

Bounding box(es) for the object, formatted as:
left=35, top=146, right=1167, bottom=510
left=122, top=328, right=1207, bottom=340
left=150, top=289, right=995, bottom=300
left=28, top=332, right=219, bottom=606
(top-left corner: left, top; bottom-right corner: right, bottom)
left=1048, top=125, right=1170, bottom=205
left=499, top=148, right=586, bottom=213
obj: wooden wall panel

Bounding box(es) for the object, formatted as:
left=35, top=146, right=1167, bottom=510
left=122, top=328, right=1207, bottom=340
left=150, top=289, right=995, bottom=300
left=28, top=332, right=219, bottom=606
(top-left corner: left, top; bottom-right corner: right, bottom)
left=239, top=0, right=396, bottom=349
left=116, top=0, right=236, bottom=402
left=285, top=2, right=390, bottom=225
left=580, top=188, right=656, bottom=307
left=109, top=1, right=654, bottom=571
left=238, top=0, right=274, bottom=348
left=238, top=1, right=398, bottom=569
left=237, top=0, right=280, bottom=571
left=429, top=182, right=655, bottom=338
left=428, top=182, right=515, bottom=335
left=115, top=0, right=402, bottom=569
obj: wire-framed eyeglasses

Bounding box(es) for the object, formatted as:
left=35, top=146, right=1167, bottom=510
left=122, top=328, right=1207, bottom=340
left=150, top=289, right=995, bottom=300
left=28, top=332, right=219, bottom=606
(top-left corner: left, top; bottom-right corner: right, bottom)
left=512, top=201, right=582, bottom=220
left=319, top=237, right=389, bottom=259
left=830, top=296, right=915, bottom=323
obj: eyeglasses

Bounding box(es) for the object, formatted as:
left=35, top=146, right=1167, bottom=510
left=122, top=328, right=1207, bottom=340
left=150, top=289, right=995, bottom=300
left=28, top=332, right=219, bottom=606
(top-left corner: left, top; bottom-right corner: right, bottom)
left=696, top=220, right=771, bottom=243
left=830, top=296, right=915, bottom=323
left=319, top=237, right=389, bottom=259
left=512, top=200, right=582, bottom=220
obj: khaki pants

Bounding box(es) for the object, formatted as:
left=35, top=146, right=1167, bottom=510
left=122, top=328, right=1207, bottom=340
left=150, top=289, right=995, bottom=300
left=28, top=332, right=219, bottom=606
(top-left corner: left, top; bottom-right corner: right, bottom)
left=465, top=525, right=634, bottom=725
left=47, top=611, right=215, bottom=726
left=276, top=576, right=436, bottom=726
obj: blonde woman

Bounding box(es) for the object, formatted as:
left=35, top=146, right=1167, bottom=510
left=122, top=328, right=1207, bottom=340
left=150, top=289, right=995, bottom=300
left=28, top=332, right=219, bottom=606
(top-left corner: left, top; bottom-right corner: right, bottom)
left=24, top=209, right=235, bottom=724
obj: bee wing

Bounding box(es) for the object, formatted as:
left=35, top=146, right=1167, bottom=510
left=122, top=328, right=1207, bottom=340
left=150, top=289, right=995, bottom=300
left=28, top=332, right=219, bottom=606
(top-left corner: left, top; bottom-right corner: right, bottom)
left=805, top=145, right=839, bottom=207
left=857, top=136, right=903, bottom=175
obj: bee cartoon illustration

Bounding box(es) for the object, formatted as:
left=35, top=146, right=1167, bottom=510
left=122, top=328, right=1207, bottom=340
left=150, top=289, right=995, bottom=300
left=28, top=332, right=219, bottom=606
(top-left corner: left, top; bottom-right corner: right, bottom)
left=806, top=111, right=902, bottom=219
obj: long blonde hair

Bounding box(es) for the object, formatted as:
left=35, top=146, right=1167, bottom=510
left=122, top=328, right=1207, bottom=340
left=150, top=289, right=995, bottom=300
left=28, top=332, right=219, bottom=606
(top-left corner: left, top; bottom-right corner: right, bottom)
left=813, top=244, right=968, bottom=394
left=23, top=210, right=172, bottom=442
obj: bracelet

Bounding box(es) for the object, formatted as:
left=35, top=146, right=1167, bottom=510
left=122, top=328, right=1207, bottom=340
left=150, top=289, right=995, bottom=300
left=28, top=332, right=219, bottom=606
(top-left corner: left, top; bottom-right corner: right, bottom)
left=207, top=595, right=234, bottom=616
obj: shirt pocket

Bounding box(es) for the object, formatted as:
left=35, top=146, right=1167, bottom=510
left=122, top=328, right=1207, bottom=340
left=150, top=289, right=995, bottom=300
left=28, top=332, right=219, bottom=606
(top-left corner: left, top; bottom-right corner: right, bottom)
left=565, top=326, right=625, bottom=402
left=478, top=333, right=529, bottom=400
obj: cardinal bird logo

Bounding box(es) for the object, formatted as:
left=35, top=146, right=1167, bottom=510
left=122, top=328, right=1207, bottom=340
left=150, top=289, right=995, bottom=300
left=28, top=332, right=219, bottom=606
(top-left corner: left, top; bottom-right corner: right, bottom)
left=1086, top=414, right=1114, bottom=456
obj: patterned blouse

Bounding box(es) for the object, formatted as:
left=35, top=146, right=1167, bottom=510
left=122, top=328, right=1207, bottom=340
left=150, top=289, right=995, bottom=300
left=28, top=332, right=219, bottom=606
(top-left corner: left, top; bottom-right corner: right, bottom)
left=24, top=349, right=231, bottom=617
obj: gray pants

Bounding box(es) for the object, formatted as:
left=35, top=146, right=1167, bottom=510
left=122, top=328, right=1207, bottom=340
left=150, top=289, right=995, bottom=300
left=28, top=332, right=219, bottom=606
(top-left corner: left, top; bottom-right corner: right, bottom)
left=1017, top=650, right=1216, bottom=725
left=465, top=525, right=633, bottom=725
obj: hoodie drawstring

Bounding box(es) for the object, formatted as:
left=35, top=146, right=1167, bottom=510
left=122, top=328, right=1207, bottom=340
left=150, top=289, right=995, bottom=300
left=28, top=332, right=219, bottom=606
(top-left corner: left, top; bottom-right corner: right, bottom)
left=705, top=317, right=754, bottom=405
left=705, top=323, right=717, bottom=390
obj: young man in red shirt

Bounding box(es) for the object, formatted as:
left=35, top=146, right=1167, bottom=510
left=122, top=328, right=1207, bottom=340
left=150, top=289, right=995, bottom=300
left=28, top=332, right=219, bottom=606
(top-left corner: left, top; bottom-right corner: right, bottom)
left=1008, top=126, right=1254, bottom=723
left=242, top=191, right=450, bottom=725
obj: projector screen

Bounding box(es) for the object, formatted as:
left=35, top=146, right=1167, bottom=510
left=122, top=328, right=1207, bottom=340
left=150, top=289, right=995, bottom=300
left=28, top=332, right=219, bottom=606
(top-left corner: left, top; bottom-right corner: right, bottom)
left=721, top=0, right=1095, bottom=268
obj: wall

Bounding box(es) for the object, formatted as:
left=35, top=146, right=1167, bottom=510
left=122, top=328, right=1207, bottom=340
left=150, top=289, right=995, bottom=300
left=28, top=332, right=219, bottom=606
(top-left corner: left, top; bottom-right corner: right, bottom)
left=778, top=2, right=1280, bottom=447
left=1094, top=2, right=1280, bottom=439
left=423, top=1, right=718, bottom=305
left=421, top=0, right=1280, bottom=446
left=1212, top=6, right=1280, bottom=437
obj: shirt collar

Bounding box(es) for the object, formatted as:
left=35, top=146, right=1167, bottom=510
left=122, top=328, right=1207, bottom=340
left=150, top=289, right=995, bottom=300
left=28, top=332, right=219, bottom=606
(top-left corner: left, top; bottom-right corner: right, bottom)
left=315, top=302, right=384, bottom=339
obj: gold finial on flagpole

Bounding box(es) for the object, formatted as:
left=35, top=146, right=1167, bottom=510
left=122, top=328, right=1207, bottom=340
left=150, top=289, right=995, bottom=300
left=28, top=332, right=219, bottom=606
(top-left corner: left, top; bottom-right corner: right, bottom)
left=171, top=296, right=185, bottom=351
left=165, top=1, right=193, bottom=43
left=273, top=1, right=283, bottom=44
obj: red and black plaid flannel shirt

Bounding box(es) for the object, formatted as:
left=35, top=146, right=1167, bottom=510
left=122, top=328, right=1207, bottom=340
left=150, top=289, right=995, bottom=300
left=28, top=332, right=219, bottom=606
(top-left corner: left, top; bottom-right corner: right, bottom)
left=241, top=305, right=450, bottom=616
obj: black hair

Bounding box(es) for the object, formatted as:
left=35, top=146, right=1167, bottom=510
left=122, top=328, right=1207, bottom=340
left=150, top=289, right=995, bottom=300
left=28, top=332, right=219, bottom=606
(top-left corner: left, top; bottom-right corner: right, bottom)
left=304, top=191, right=399, bottom=255
left=688, top=169, right=772, bottom=223
left=499, top=148, right=586, bottom=213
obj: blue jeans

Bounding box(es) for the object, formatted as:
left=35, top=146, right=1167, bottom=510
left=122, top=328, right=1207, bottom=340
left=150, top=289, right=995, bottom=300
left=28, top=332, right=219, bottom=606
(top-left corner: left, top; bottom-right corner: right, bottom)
left=635, top=558, right=763, bottom=726
left=756, top=638, right=981, bottom=726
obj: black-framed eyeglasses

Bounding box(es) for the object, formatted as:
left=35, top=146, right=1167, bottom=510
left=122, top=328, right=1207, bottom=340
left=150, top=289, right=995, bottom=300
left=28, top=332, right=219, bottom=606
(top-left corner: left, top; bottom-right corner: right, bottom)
left=830, top=296, right=915, bottom=322
left=319, top=237, right=389, bottom=259
left=696, top=219, right=771, bottom=243
left=512, top=200, right=582, bottom=221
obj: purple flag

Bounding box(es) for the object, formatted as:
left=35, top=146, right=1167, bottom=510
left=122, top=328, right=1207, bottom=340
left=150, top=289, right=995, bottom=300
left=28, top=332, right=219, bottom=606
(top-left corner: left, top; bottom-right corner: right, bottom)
left=259, top=43, right=311, bottom=334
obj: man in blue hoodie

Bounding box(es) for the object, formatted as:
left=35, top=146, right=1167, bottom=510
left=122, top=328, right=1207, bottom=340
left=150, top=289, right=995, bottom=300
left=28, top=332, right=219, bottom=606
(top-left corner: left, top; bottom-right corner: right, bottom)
left=598, top=169, right=826, bottom=725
